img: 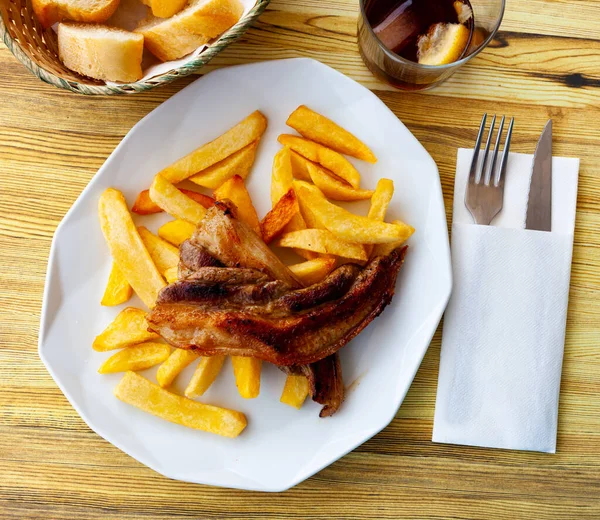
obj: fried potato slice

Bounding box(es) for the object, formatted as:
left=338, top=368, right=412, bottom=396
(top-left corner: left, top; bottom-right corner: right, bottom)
left=189, top=141, right=258, bottom=190
left=213, top=175, right=261, bottom=235
left=99, top=343, right=171, bottom=374
left=231, top=357, right=261, bottom=399
left=289, top=149, right=312, bottom=182
left=280, top=374, right=310, bottom=409
left=132, top=189, right=214, bottom=215
left=306, top=160, right=374, bottom=201
left=114, top=371, right=247, bottom=437
left=149, top=175, right=207, bottom=225
left=158, top=219, right=196, bottom=246
left=286, top=105, right=377, bottom=163
left=371, top=221, right=412, bottom=257
left=365, top=178, right=394, bottom=257
left=288, top=257, right=337, bottom=286
left=159, top=111, right=267, bottom=184
left=98, top=188, right=166, bottom=308
left=101, top=262, right=133, bottom=306
left=185, top=355, right=226, bottom=399
left=271, top=146, right=294, bottom=205
left=164, top=266, right=179, bottom=284
left=294, top=181, right=414, bottom=244
left=93, top=307, right=159, bottom=351
left=260, top=189, right=299, bottom=244
left=157, top=348, right=199, bottom=388
left=278, top=134, right=360, bottom=189
left=138, top=226, right=180, bottom=274
left=277, top=229, right=367, bottom=261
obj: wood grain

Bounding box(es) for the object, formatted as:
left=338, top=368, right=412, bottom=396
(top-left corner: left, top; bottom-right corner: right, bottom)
left=1, top=0, right=599, bottom=518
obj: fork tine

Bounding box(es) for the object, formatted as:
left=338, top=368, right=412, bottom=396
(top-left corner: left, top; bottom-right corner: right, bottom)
left=468, top=113, right=487, bottom=184
left=478, top=114, right=496, bottom=184
left=489, top=115, right=505, bottom=187
left=497, top=117, right=514, bottom=188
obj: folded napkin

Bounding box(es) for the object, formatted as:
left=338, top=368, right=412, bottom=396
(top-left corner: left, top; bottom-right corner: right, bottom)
left=432, top=149, right=579, bottom=453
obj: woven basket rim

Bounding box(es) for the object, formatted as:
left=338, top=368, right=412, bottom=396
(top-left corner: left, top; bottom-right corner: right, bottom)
left=0, top=0, right=270, bottom=95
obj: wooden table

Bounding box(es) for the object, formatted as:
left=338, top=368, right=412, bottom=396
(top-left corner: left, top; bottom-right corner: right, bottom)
left=1, top=1, right=599, bottom=518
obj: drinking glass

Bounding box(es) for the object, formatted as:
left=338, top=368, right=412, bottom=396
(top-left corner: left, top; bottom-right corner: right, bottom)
left=358, top=0, right=505, bottom=91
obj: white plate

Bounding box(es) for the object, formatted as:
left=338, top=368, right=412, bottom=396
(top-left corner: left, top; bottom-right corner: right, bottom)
left=39, top=58, right=451, bottom=492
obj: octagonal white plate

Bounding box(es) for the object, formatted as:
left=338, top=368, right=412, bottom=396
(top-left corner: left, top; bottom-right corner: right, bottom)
left=39, top=58, right=451, bottom=492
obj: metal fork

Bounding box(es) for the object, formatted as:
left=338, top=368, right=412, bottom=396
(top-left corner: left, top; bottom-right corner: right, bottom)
left=465, top=114, right=515, bottom=225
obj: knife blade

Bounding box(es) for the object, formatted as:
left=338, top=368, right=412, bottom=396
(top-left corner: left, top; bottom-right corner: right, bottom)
left=525, top=120, right=553, bottom=231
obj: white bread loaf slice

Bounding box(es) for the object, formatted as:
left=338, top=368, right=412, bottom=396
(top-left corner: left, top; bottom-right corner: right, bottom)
left=32, top=0, right=120, bottom=28
left=139, top=0, right=187, bottom=19
left=58, top=23, right=144, bottom=82
left=135, top=0, right=243, bottom=62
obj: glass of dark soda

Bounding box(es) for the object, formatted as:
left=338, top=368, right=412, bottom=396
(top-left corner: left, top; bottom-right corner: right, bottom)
left=358, top=0, right=504, bottom=90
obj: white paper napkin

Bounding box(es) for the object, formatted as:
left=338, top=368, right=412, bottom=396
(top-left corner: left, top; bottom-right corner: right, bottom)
left=432, top=149, right=579, bottom=453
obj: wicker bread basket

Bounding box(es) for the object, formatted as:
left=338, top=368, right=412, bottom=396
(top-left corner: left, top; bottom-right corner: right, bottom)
left=0, top=0, right=269, bottom=94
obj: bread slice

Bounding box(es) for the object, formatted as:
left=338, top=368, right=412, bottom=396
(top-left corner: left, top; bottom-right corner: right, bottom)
left=135, top=0, right=243, bottom=62
left=32, top=0, right=120, bottom=28
left=58, top=23, right=144, bottom=82
left=139, top=0, right=187, bottom=19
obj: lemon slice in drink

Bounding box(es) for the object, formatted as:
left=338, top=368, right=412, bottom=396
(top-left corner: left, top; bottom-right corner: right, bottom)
left=417, top=23, right=471, bottom=66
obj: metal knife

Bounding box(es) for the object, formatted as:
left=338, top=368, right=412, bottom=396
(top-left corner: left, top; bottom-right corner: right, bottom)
left=525, top=120, right=553, bottom=231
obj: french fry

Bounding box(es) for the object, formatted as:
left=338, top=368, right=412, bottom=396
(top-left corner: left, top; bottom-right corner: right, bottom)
left=93, top=307, right=159, bottom=351
left=280, top=374, right=310, bottom=409
left=289, top=149, right=312, bottom=182
left=278, top=134, right=360, bottom=189
left=189, top=141, right=258, bottom=189
left=114, top=371, right=247, bottom=438
left=306, top=160, right=374, bottom=201
left=185, top=355, right=226, bottom=399
left=164, top=266, right=179, bottom=284
left=159, top=111, right=267, bottom=184
left=231, top=357, right=261, bottom=399
left=286, top=105, right=377, bottom=163
left=277, top=229, right=367, bottom=261
left=149, top=175, right=207, bottom=225
left=365, top=178, right=394, bottom=257
left=289, top=257, right=337, bottom=286
left=157, top=349, right=199, bottom=388
left=260, top=189, right=299, bottom=244
left=295, top=182, right=326, bottom=230
left=98, top=188, right=166, bottom=308
left=371, top=221, right=411, bottom=257
left=213, top=175, right=261, bottom=235
left=101, top=262, right=132, bottom=306
left=132, top=189, right=214, bottom=215
left=271, top=147, right=294, bottom=205
left=98, top=343, right=171, bottom=374
left=158, top=219, right=196, bottom=246
left=294, top=181, right=414, bottom=244
left=138, top=227, right=180, bottom=274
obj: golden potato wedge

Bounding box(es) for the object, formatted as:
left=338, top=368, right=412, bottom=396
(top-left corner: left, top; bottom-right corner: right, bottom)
left=260, top=189, right=299, bottom=244
left=213, top=175, right=260, bottom=235
left=231, top=357, right=261, bottom=399
left=185, top=355, right=226, bottom=399
left=138, top=227, right=180, bottom=274
left=271, top=147, right=294, bottom=205
left=280, top=374, right=310, bottom=409
left=294, top=182, right=326, bottom=230
left=159, top=111, right=267, bottom=184
left=132, top=189, right=214, bottom=215
left=289, top=149, right=312, bottom=182
left=156, top=348, right=199, bottom=388
left=93, top=307, right=159, bottom=352
left=114, top=371, right=247, bottom=437
left=294, top=181, right=414, bottom=244
left=158, top=219, right=196, bottom=246
left=149, top=175, right=207, bottom=225
left=365, top=178, right=395, bottom=257
left=189, top=141, right=258, bottom=190
left=98, top=188, right=166, bottom=308
left=286, top=105, right=377, bottom=163
left=98, top=343, right=171, bottom=374
left=101, top=262, right=133, bottom=306
left=164, top=266, right=179, bottom=284
left=306, top=160, right=374, bottom=201
left=278, top=134, right=360, bottom=189
left=289, top=257, right=337, bottom=286
left=277, top=229, right=367, bottom=261
left=371, top=221, right=412, bottom=257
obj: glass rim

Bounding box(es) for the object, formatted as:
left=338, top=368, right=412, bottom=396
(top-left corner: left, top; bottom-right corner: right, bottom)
left=358, top=0, right=506, bottom=71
